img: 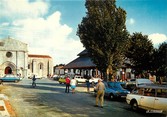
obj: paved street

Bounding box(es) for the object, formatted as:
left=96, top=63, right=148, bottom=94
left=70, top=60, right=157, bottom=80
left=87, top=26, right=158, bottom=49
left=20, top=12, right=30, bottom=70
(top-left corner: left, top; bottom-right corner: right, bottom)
left=0, top=78, right=166, bottom=117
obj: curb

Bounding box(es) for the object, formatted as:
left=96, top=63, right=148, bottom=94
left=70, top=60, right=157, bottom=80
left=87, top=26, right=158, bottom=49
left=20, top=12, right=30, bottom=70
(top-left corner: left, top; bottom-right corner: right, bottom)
left=0, top=94, right=10, bottom=117
left=0, top=94, right=16, bottom=117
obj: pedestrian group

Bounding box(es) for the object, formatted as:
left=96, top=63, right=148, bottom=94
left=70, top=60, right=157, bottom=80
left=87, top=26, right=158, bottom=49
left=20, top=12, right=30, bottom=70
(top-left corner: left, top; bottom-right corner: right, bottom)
left=64, top=75, right=105, bottom=108
left=65, top=76, right=77, bottom=94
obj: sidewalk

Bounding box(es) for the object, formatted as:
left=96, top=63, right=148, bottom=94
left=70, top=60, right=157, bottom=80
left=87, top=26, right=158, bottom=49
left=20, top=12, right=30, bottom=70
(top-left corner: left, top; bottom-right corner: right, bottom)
left=0, top=94, right=10, bottom=117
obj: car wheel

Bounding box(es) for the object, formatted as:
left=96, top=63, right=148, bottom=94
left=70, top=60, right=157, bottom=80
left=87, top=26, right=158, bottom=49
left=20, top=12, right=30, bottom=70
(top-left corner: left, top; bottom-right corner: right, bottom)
left=109, top=93, right=115, bottom=100
left=131, top=100, right=138, bottom=111
left=15, top=80, right=19, bottom=83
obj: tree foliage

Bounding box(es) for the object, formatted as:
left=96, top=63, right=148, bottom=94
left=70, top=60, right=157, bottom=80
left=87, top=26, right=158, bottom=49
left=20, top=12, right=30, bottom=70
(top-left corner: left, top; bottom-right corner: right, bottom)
left=77, top=0, right=129, bottom=80
left=152, top=42, right=167, bottom=77
left=125, top=32, right=154, bottom=76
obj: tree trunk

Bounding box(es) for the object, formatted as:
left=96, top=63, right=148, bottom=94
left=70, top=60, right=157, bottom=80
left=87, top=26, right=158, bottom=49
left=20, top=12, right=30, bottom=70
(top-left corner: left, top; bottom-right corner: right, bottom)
left=106, top=65, right=113, bottom=81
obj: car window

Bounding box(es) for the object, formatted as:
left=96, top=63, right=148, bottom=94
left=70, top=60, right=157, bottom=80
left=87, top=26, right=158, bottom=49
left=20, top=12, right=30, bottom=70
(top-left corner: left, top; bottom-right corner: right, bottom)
left=109, top=82, right=119, bottom=88
left=132, top=87, right=144, bottom=95
left=130, top=79, right=136, bottom=82
left=103, top=82, right=109, bottom=88
left=108, top=82, right=114, bottom=88
left=157, top=89, right=167, bottom=98
left=120, top=83, right=126, bottom=89
left=113, top=83, right=125, bottom=89
left=144, top=88, right=155, bottom=97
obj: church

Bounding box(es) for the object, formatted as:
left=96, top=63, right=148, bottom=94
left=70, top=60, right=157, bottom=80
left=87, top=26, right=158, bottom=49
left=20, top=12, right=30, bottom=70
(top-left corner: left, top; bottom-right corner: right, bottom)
left=0, top=37, right=53, bottom=78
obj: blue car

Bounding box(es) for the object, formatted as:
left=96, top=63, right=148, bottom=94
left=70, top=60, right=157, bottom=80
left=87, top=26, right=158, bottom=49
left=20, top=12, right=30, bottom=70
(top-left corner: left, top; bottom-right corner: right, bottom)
left=0, top=74, right=21, bottom=83
left=94, top=81, right=130, bottom=100
left=106, top=82, right=130, bottom=100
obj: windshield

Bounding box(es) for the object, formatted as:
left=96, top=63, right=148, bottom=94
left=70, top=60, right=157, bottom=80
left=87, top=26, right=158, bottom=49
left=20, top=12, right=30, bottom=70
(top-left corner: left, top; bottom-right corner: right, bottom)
left=108, top=82, right=125, bottom=89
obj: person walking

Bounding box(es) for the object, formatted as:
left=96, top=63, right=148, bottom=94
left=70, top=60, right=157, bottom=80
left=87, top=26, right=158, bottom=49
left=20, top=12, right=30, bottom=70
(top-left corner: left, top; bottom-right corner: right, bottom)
left=70, top=77, right=77, bottom=94
left=65, top=76, right=70, bottom=93
left=86, top=77, right=90, bottom=92
left=95, top=79, right=105, bottom=108
left=32, top=75, right=36, bottom=88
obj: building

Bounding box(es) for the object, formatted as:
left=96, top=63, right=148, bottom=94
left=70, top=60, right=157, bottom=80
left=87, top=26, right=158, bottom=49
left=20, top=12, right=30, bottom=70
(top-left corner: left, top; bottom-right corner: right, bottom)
left=0, top=37, right=53, bottom=78
left=53, top=65, right=65, bottom=75
left=63, top=49, right=134, bottom=80
left=28, top=54, right=53, bottom=78
left=63, top=50, right=101, bottom=78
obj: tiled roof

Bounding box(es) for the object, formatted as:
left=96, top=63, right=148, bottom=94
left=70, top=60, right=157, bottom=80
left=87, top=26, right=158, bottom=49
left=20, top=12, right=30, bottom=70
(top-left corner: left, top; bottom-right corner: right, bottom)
left=63, top=56, right=96, bottom=69
left=28, top=54, right=52, bottom=58
left=77, top=49, right=88, bottom=56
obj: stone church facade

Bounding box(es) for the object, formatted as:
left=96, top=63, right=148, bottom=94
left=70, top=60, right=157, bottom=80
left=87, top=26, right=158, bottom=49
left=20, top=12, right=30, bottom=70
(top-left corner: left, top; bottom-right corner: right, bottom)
left=0, top=37, right=53, bottom=78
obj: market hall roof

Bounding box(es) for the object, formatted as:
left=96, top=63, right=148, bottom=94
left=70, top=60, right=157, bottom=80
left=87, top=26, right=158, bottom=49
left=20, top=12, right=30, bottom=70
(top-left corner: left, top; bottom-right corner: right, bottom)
left=63, top=49, right=96, bottom=69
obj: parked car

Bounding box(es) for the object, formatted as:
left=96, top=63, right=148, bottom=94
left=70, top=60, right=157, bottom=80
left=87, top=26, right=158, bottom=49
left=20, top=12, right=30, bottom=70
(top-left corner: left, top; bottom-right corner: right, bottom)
left=52, top=75, right=59, bottom=81
left=74, top=75, right=87, bottom=84
left=126, top=84, right=167, bottom=113
left=58, top=75, right=66, bottom=84
left=0, top=74, right=21, bottom=83
left=89, top=77, right=101, bottom=84
left=94, top=81, right=130, bottom=100
left=107, top=82, right=130, bottom=99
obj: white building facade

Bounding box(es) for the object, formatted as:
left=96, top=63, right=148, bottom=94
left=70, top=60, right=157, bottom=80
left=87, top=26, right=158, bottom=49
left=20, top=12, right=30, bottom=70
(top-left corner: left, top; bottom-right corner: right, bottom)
left=0, top=37, right=53, bottom=78
left=27, top=55, right=53, bottom=78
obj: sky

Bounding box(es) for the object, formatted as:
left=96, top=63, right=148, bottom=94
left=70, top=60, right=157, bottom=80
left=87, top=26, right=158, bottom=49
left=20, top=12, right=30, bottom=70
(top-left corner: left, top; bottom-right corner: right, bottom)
left=0, top=0, right=167, bottom=65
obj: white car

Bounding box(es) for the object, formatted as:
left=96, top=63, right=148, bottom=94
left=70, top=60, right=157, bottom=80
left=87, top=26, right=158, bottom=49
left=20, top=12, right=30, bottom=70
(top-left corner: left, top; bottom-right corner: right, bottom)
left=126, top=84, right=167, bottom=113
left=74, top=75, right=86, bottom=83
left=89, top=77, right=101, bottom=84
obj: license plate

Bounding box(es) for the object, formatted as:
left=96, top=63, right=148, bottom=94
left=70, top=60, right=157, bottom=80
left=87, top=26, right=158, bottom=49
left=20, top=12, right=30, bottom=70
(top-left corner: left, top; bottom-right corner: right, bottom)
left=146, top=110, right=163, bottom=113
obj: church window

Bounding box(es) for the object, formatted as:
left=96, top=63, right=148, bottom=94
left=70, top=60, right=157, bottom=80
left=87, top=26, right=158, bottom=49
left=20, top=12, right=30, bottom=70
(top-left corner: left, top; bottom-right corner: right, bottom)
left=39, top=64, right=43, bottom=69
left=6, top=51, right=12, bottom=58
left=28, top=64, right=30, bottom=69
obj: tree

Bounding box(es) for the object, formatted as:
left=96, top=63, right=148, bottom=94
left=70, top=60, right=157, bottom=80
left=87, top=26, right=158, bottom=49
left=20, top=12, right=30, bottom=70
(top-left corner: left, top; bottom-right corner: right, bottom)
left=152, top=42, right=167, bottom=78
left=77, top=0, right=129, bottom=81
left=125, top=32, right=154, bottom=77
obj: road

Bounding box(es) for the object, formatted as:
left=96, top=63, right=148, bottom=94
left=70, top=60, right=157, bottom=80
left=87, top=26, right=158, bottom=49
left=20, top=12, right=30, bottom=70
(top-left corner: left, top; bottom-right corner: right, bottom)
left=0, top=78, right=166, bottom=117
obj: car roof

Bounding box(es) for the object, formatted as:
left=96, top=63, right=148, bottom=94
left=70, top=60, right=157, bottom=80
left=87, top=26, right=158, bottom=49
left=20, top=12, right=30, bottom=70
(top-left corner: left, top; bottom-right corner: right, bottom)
left=137, top=84, right=167, bottom=90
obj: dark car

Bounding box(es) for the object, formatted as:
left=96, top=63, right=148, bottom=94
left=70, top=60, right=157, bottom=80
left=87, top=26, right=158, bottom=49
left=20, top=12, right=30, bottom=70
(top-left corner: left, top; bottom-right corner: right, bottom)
left=0, top=74, right=21, bottom=83
left=94, top=81, right=130, bottom=100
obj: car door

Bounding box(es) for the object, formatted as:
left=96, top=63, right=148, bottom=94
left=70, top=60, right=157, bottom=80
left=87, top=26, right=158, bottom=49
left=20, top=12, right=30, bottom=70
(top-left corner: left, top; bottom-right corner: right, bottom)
left=103, top=82, right=110, bottom=97
left=154, top=89, right=167, bottom=111
left=139, top=88, right=155, bottom=110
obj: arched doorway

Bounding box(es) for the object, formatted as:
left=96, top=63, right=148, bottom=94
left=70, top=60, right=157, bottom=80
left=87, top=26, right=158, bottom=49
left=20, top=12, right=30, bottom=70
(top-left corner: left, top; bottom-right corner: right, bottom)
left=5, top=67, right=12, bottom=74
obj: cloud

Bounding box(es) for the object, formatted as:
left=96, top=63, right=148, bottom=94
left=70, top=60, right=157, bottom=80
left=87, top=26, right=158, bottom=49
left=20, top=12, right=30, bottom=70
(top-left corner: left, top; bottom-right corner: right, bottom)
left=127, top=18, right=135, bottom=25
left=148, top=33, right=167, bottom=46
left=0, top=0, right=48, bottom=19
left=0, top=0, right=84, bottom=65
left=1, top=22, right=9, bottom=26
